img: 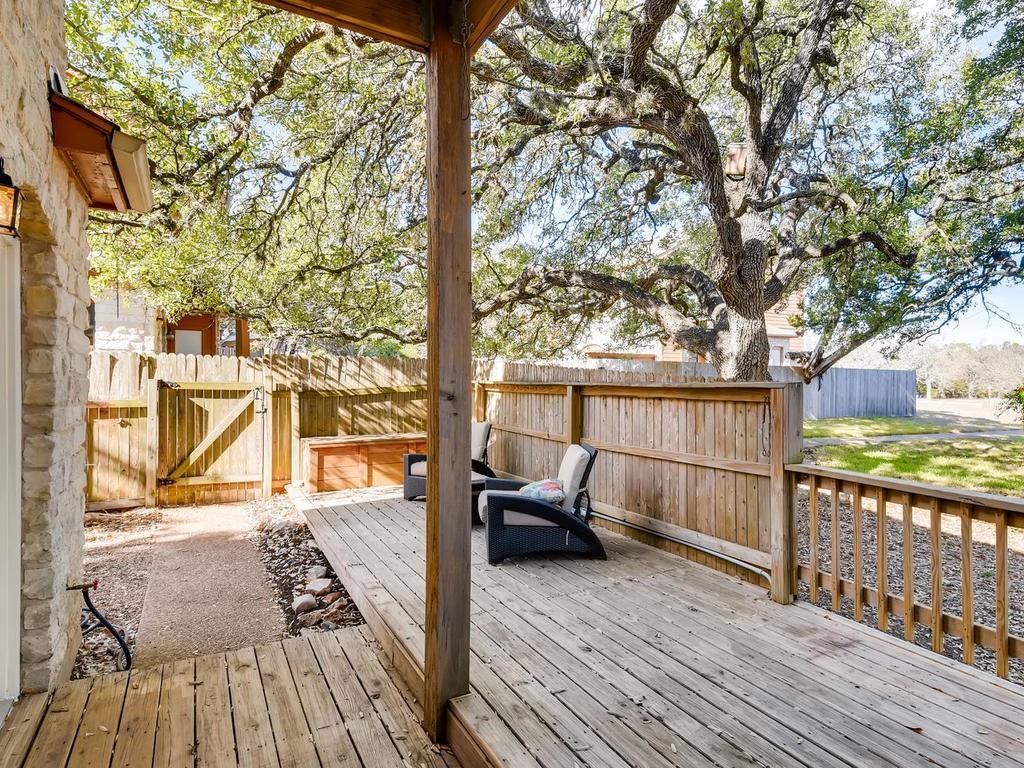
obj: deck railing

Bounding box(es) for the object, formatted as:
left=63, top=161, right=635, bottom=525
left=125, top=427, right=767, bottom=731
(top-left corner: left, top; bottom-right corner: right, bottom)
left=787, top=464, right=1023, bottom=679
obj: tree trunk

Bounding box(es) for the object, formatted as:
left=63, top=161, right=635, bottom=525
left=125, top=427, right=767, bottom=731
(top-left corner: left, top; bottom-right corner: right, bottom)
left=710, top=310, right=772, bottom=381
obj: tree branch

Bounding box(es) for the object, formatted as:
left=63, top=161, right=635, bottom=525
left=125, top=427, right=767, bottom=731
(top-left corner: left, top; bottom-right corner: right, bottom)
left=624, top=0, right=678, bottom=85
left=761, top=0, right=841, bottom=168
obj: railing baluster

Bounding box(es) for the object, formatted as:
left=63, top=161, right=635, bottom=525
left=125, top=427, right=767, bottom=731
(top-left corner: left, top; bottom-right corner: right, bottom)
left=809, top=475, right=819, bottom=603
left=852, top=483, right=864, bottom=622
left=780, top=465, right=1022, bottom=675
left=877, top=488, right=889, bottom=631
left=830, top=479, right=841, bottom=611
left=960, top=503, right=974, bottom=666
left=929, top=498, right=942, bottom=652
left=995, top=509, right=1009, bottom=678
left=902, top=492, right=915, bottom=641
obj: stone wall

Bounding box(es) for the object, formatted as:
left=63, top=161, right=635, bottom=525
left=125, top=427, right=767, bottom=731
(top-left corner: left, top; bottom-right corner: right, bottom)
left=1, top=0, right=92, bottom=691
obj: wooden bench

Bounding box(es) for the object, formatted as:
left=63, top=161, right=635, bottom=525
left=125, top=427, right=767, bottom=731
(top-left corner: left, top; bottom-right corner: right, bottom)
left=302, top=433, right=427, bottom=493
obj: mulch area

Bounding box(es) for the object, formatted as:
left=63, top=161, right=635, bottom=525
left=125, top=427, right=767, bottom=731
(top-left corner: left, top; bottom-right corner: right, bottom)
left=794, top=486, right=1024, bottom=684
left=73, top=509, right=162, bottom=678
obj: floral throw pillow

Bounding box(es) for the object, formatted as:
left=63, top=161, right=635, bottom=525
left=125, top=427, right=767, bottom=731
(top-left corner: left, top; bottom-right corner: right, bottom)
left=519, top=479, right=565, bottom=504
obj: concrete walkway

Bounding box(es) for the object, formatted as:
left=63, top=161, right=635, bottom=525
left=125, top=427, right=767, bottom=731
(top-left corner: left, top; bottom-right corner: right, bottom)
left=132, top=503, right=284, bottom=667
left=805, top=428, right=1022, bottom=448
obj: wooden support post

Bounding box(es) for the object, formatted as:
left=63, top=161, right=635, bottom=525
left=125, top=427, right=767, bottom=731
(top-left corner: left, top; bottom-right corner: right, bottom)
left=290, top=388, right=302, bottom=485
left=769, top=383, right=802, bottom=603
left=423, top=13, right=472, bottom=742
left=145, top=376, right=159, bottom=507
left=262, top=375, right=273, bottom=499
left=566, top=385, right=583, bottom=445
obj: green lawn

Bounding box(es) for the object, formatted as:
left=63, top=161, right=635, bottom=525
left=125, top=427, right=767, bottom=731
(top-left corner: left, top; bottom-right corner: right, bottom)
left=808, top=438, right=1024, bottom=496
left=803, top=415, right=1007, bottom=439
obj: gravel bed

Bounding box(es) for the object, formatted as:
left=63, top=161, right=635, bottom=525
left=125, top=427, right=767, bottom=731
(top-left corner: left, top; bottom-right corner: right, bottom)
left=72, top=495, right=363, bottom=679
left=248, top=495, right=363, bottom=635
left=795, top=486, right=1024, bottom=684
left=73, top=508, right=162, bottom=679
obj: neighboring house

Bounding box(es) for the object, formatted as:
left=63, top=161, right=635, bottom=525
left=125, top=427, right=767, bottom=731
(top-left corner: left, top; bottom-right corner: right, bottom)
left=90, top=287, right=252, bottom=356
left=90, top=287, right=162, bottom=352
left=584, top=292, right=805, bottom=365
left=0, top=6, right=151, bottom=717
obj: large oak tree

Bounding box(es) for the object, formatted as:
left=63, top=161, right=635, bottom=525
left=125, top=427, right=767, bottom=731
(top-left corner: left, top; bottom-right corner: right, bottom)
left=72, top=0, right=1024, bottom=379
left=472, top=0, right=1024, bottom=379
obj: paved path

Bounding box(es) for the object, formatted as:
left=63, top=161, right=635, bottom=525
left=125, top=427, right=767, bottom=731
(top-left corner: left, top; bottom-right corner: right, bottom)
left=132, top=503, right=284, bottom=667
left=805, top=428, right=1022, bottom=448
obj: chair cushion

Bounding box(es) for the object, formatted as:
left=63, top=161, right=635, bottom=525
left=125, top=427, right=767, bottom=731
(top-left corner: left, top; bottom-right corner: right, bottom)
left=471, top=421, right=491, bottom=462
left=478, top=491, right=559, bottom=527
left=412, top=460, right=488, bottom=483
left=556, top=444, right=591, bottom=511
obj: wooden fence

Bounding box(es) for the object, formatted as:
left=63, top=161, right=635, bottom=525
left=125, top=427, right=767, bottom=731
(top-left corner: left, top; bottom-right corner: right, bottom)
left=86, top=352, right=429, bottom=508
left=501, top=359, right=917, bottom=418
left=794, top=367, right=917, bottom=419
left=790, top=464, right=1023, bottom=679
left=475, top=377, right=804, bottom=593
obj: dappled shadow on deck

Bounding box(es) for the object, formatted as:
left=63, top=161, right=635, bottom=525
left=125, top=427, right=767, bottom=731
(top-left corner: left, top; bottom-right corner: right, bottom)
left=0, top=627, right=457, bottom=768
left=300, top=488, right=1024, bottom=768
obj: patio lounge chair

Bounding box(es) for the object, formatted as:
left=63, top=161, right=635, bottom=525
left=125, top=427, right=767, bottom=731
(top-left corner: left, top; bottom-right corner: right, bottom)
left=403, top=421, right=495, bottom=501
left=478, top=443, right=605, bottom=564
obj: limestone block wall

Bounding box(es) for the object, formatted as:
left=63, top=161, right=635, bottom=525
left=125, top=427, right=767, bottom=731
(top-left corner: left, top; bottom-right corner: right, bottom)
left=1, top=0, right=92, bottom=691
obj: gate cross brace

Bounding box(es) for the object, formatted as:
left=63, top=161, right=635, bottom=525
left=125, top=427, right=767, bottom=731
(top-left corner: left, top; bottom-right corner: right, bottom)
left=165, top=388, right=259, bottom=480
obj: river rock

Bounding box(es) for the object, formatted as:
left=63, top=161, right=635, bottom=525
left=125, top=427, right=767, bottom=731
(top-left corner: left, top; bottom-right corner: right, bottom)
left=291, top=594, right=317, bottom=614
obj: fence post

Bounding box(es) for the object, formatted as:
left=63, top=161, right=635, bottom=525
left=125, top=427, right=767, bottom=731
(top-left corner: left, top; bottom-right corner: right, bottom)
left=566, top=385, right=583, bottom=445
left=145, top=374, right=159, bottom=507
left=262, top=372, right=273, bottom=499
left=473, top=382, right=487, bottom=422
left=769, top=383, right=803, bottom=603
left=290, top=387, right=302, bottom=485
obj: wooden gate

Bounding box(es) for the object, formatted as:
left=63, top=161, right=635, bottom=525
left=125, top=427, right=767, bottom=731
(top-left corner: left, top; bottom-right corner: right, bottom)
left=154, top=380, right=266, bottom=505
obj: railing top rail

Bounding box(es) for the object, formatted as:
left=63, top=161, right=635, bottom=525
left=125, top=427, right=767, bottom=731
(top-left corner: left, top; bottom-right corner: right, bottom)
left=786, top=462, right=1024, bottom=517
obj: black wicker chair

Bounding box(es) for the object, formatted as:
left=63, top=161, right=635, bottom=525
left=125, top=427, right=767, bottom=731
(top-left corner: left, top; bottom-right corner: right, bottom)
left=479, top=443, right=605, bottom=565
left=404, top=421, right=494, bottom=501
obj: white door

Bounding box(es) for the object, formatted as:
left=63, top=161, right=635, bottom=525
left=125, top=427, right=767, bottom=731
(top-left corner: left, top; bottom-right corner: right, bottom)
left=174, top=329, right=203, bottom=355
left=0, top=236, right=21, bottom=713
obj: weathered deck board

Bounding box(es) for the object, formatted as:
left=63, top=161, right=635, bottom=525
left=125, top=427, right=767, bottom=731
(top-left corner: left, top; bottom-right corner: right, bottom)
left=299, top=489, right=1024, bottom=768
left=0, top=628, right=459, bottom=768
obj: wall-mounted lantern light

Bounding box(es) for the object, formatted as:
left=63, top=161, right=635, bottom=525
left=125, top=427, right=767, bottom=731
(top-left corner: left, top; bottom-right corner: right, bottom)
left=724, top=142, right=748, bottom=181
left=0, top=159, right=24, bottom=237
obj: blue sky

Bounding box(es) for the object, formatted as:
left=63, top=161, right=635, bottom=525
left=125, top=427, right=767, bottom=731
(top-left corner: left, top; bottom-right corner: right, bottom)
left=937, top=283, right=1024, bottom=344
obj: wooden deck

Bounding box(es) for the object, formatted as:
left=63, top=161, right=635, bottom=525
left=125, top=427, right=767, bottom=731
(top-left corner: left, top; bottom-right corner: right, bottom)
left=296, top=488, right=1024, bottom=768
left=0, top=626, right=458, bottom=768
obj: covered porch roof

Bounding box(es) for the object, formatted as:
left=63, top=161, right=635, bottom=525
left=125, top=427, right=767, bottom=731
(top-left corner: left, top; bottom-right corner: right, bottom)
left=255, top=0, right=517, bottom=52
